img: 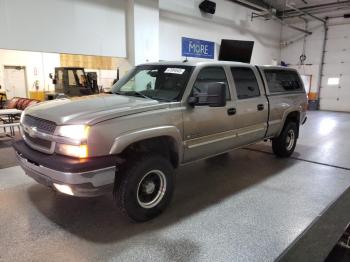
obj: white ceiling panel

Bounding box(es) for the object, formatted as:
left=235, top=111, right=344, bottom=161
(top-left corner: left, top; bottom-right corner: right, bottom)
left=0, top=0, right=127, bottom=57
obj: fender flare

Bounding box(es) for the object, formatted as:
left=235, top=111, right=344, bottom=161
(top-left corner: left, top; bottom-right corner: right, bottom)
left=277, top=108, right=302, bottom=137
left=109, top=125, right=183, bottom=161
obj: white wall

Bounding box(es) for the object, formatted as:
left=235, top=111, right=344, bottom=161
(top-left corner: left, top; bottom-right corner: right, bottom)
left=0, top=0, right=127, bottom=57
left=281, top=20, right=324, bottom=66
left=280, top=20, right=324, bottom=95
left=159, top=0, right=281, bottom=65
left=0, top=49, right=60, bottom=95
left=134, top=0, right=160, bottom=65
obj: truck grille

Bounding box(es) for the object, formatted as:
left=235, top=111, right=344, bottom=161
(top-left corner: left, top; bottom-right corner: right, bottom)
left=23, top=131, right=52, bottom=149
left=21, top=115, right=56, bottom=153
left=23, top=115, right=56, bottom=134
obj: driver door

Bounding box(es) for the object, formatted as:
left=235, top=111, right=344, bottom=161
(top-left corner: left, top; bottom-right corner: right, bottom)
left=183, top=66, right=237, bottom=162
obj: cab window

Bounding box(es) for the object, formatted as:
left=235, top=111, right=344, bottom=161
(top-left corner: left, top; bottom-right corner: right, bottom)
left=192, top=67, right=230, bottom=103
left=68, top=70, right=77, bottom=86
left=231, top=67, right=260, bottom=99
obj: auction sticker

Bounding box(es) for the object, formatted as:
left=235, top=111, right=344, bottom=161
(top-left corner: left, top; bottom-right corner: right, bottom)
left=165, top=68, right=185, bottom=74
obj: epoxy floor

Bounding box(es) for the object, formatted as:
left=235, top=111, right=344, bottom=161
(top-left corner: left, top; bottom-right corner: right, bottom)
left=1, top=111, right=350, bottom=262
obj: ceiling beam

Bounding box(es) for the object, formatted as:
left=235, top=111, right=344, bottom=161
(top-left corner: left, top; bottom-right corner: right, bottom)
left=277, top=1, right=350, bottom=17
left=229, top=0, right=269, bottom=12
left=286, top=3, right=326, bottom=23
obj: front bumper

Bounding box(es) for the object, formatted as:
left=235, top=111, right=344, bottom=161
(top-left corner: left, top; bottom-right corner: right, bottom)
left=13, top=139, right=117, bottom=197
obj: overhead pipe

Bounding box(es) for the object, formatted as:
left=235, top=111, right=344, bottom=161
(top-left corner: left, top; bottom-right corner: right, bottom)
left=275, top=16, right=312, bottom=35
left=316, top=18, right=329, bottom=110
left=229, top=0, right=269, bottom=12
left=279, top=1, right=350, bottom=18
left=281, top=5, right=350, bottom=19
left=231, top=0, right=312, bottom=34
left=285, top=3, right=326, bottom=23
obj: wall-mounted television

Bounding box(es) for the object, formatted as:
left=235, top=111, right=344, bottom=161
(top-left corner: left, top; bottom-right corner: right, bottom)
left=218, top=40, right=254, bottom=63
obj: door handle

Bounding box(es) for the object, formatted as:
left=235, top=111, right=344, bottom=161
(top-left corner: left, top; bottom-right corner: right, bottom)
left=257, top=104, right=264, bottom=111
left=227, top=108, right=236, bottom=115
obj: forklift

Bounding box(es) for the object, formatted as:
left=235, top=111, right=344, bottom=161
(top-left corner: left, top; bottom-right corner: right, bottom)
left=49, top=67, right=99, bottom=99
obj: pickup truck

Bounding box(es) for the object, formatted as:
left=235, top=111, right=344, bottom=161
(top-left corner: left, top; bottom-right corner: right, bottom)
left=13, top=61, right=307, bottom=222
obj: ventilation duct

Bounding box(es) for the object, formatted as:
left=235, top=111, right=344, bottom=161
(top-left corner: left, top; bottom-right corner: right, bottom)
left=229, top=0, right=269, bottom=12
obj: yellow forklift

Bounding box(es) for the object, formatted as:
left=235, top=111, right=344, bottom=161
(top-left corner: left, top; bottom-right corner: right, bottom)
left=49, top=67, right=99, bottom=99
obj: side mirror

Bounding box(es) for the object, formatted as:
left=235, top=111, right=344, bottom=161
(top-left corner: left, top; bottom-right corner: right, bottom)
left=188, top=83, right=226, bottom=107
left=188, top=96, right=199, bottom=107
left=207, top=83, right=226, bottom=107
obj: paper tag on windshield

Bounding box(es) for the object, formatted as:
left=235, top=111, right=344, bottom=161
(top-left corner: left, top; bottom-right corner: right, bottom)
left=165, top=68, right=185, bottom=74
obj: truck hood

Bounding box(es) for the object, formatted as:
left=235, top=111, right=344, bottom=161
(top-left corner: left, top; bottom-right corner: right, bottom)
left=25, top=94, right=171, bottom=125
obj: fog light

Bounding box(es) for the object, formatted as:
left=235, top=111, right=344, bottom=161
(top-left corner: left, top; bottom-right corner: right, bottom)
left=53, top=183, right=74, bottom=196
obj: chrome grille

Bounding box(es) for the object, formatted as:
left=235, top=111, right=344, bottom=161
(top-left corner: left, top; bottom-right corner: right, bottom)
left=23, top=115, right=56, bottom=134
left=24, top=131, right=52, bottom=149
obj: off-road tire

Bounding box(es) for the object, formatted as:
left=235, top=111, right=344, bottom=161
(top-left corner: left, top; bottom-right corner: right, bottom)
left=272, top=122, right=298, bottom=158
left=115, top=155, right=174, bottom=222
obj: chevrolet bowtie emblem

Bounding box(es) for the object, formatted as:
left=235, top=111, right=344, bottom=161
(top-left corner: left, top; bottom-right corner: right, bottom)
left=26, top=126, right=37, bottom=137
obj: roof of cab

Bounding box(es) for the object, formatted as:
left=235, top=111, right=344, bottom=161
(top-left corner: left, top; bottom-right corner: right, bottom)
left=139, top=60, right=249, bottom=67
left=138, top=60, right=295, bottom=71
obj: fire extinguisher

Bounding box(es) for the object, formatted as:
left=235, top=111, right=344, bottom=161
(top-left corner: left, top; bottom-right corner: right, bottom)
left=33, top=80, right=40, bottom=90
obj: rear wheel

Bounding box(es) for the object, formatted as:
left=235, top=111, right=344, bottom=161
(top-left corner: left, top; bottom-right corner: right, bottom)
left=272, top=122, right=298, bottom=157
left=115, top=155, right=174, bottom=222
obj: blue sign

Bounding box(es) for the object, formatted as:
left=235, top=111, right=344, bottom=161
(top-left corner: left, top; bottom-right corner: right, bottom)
left=182, top=37, right=215, bottom=59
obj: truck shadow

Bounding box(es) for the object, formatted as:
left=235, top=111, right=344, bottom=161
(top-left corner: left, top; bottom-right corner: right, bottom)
left=27, top=147, right=298, bottom=244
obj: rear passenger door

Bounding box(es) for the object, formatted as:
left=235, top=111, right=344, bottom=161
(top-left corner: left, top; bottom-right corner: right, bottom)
left=229, top=66, right=269, bottom=146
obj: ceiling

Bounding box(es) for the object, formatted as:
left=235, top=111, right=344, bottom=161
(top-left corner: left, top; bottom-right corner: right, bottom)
left=262, top=0, right=350, bottom=19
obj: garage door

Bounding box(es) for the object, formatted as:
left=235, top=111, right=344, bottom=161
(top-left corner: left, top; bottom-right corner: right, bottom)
left=320, top=22, right=350, bottom=112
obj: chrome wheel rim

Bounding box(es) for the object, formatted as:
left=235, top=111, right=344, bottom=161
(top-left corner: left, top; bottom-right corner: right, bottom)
left=286, top=129, right=295, bottom=151
left=137, top=170, right=166, bottom=209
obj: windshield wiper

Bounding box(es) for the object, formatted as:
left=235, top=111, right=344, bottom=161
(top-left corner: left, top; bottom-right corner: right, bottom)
left=114, top=91, right=123, bottom=95
left=128, top=91, right=152, bottom=100
left=114, top=90, right=152, bottom=100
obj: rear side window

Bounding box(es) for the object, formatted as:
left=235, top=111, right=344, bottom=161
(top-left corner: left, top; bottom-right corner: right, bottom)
left=231, top=67, right=260, bottom=99
left=193, top=67, right=230, bottom=101
left=265, top=70, right=303, bottom=93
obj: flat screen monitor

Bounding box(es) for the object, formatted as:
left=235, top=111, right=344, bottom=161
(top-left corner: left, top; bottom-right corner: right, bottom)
left=218, top=40, right=254, bottom=63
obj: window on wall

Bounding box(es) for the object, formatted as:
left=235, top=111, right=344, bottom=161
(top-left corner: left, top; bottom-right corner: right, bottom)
left=265, top=70, right=303, bottom=93
left=192, top=67, right=230, bottom=102
left=327, top=77, right=339, bottom=86
left=231, top=67, right=260, bottom=99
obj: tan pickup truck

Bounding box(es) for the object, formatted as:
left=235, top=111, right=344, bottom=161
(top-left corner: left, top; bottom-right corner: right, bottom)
left=13, top=61, right=307, bottom=222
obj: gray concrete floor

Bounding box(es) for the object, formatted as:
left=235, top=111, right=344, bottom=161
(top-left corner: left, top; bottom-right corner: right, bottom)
left=1, top=111, right=350, bottom=262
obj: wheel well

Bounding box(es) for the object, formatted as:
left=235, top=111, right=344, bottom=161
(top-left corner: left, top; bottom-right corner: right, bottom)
left=284, top=111, right=300, bottom=137
left=120, top=136, right=179, bottom=168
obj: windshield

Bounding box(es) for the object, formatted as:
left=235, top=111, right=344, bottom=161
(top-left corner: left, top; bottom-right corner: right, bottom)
left=111, top=65, right=194, bottom=102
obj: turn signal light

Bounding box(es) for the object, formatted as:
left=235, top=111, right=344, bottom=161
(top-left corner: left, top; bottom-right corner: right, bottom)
left=56, top=144, right=88, bottom=158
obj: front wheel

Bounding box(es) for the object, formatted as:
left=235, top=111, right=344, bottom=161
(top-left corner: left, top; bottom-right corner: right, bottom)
left=115, top=155, right=175, bottom=222
left=272, top=122, right=298, bottom=158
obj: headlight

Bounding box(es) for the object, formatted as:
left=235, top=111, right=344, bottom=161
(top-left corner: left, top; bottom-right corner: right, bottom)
left=55, top=125, right=90, bottom=158
left=56, top=144, right=88, bottom=159
left=56, top=125, right=90, bottom=141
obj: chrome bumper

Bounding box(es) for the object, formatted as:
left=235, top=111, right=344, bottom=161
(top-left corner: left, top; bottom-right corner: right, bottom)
left=16, top=152, right=115, bottom=197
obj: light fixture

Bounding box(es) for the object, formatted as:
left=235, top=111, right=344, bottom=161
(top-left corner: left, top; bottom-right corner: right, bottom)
left=56, top=125, right=90, bottom=141
left=53, top=183, right=74, bottom=196
left=56, top=144, right=88, bottom=158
